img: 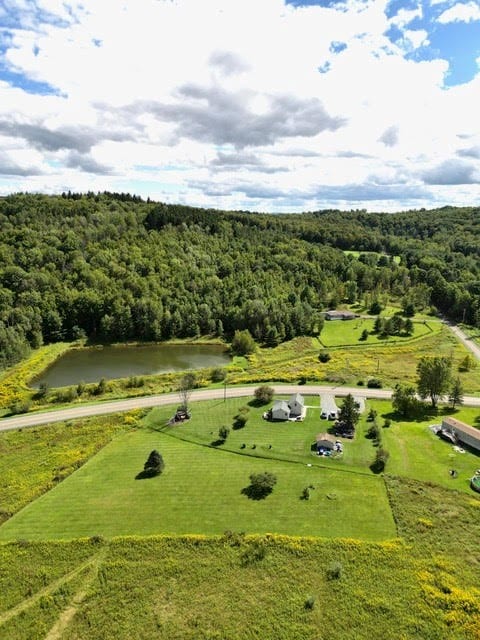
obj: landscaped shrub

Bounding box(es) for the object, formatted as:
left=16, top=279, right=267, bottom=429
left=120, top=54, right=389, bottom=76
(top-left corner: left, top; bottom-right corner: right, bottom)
left=370, top=447, right=390, bottom=473
left=218, top=425, right=230, bottom=442
left=137, top=450, right=165, bottom=479
left=233, top=413, right=248, bottom=429
left=253, top=385, right=274, bottom=404
left=367, top=378, right=382, bottom=388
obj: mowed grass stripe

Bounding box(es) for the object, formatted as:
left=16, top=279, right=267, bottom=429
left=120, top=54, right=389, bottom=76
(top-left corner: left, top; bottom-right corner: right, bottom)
left=0, top=430, right=395, bottom=541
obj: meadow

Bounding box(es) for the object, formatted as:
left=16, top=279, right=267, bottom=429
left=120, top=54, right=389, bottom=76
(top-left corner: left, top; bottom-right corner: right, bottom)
left=0, top=475, right=479, bottom=639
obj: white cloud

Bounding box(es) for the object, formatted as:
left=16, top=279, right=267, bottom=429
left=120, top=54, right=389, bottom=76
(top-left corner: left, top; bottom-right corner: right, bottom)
left=0, top=0, right=478, bottom=211
left=437, top=1, right=480, bottom=23
left=389, top=5, right=423, bottom=28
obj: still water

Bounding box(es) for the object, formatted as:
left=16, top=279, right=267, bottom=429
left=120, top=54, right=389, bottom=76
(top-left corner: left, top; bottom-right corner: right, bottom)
left=32, top=344, right=230, bottom=388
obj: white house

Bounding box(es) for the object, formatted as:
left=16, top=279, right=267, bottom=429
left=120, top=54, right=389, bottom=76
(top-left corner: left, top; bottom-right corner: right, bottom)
left=271, top=400, right=290, bottom=421
left=289, top=393, right=305, bottom=417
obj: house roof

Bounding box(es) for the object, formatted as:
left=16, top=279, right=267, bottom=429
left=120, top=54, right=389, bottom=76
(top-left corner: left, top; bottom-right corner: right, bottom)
left=325, top=310, right=356, bottom=319
left=315, top=433, right=337, bottom=443
left=289, top=393, right=304, bottom=405
left=272, top=400, right=290, bottom=412
left=442, top=417, right=480, bottom=442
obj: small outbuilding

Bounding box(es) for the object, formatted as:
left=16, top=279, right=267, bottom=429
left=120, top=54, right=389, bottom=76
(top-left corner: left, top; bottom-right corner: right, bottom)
left=440, top=417, right=480, bottom=452
left=325, top=310, right=357, bottom=321
left=315, top=433, right=336, bottom=452
left=271, top=400, right=291, bottom=421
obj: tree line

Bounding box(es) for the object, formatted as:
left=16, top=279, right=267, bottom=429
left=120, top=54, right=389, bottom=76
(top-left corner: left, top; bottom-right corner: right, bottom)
left=1, top=193, right=480, bottom=371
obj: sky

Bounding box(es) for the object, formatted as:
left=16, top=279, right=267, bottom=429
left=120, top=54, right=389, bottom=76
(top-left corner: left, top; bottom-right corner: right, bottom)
left=0, top=0, right=480, bottom=212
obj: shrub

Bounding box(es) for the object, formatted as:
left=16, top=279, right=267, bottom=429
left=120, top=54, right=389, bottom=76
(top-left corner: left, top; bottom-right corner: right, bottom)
left=137, top=450, right=165, bottom=478
left=9, top=400, right=31, bottom=415
left=366, top=408, right=377, bottom=422
left=304, top=596, right=315, bottom=610
left=210, top=367, right=226, bottom=382
left=359, top=328, right=369, bottom=341
left=93, top=377, right=108, bottom=396
left=218, top=425, right=230, bottom=441
left=300, top=487, right=311, bottom=500
left=240, top=540, right=267, bottom=566
left=233, top=413, right=248, bottom=429
left=383, top=419, right=391, bottom=428
left=242, top=471, right=277, bottom=500
left=370, top=447, right=390, bottom=473
left=231, top=329, right=256, bottom=356
left=326, top=561, right=343, bottom=580
left=367, top=378, right=382, bottom=389
left=318, top=350, right=331, bottom=363
left=253, top=385, right=275, bottom=405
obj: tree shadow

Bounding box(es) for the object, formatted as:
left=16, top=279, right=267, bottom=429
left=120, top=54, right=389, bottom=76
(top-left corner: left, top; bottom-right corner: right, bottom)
left=210, top=438, right=225, bottom=447
left=241, top=485, right=273, bottom=500
left=135, top=469, right=159, bottom=480
left=247, top=398, right=267, bottom=408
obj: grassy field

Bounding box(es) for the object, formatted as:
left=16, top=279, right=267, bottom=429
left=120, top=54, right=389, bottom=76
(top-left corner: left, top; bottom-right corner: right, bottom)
left=370, top=400, right=480, bottom=491
left=319, top=316, right=437, bottom=347
left=0, top=424, right=395, bottom=542
left=0, top=475, right=479, bottom=639
left=0, top=412, right=137, bottom=524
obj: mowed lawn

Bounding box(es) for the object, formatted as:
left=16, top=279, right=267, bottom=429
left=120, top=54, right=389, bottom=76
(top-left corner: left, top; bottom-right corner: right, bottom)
left=370, top=400, right=480, bottom=491
left=0, top=428, right=395, bottom=542
left=319, top=316, right=438, bottom=347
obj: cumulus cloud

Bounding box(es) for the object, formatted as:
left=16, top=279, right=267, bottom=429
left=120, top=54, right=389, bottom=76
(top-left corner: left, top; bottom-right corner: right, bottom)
left=378, top=125, right=399, bottom=147
left=209, top=50, right=250, bottom=76
left=0, top=0, right=479, bottom=211
left=0, top=150, right=43, bottom=176
left=437, top=1, right=480, bottom=23
left=421, top=159, right=480, bottom=184
left=127, top=84, right=346, bottom=148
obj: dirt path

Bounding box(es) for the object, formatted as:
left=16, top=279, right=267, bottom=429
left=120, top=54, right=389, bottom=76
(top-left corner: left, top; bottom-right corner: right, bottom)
left=43, top=550, right=105, bottom=640
left=0, top=551, right=104, bottom=628
left=446, top=322, right=480, bottom=361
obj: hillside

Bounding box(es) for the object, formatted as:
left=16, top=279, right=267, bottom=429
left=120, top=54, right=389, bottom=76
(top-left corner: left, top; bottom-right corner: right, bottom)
left=1, top=193, right=480, bottom=372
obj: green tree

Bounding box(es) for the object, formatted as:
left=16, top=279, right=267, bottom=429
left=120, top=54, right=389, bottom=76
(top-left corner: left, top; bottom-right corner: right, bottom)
left=449, top=377, right=464, bottom=409
left=231, top=329, right=256, bottom=356
left=142, top=450, right=165, bottom=477
left=254, top=385, right=275, bottom=405
left=338, top=394, right=360, bottom=430
left=416, top=356, right=452, bottom=408
left=244, top=472, right=277, bottom=499
left=177, top=372, right=197, bottom=410
left=404, top=318, right=414, bottom=335
left=392, top=384, right=419, bottom=418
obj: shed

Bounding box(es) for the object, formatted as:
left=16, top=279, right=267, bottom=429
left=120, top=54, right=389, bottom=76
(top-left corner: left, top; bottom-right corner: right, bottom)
left=325, top=310, right=357, bottom=321
left=271, top=400, right=290, bottom=421
left=441, top=417, right=480, bottom=452
left=315, top=433, right=336, bottom=452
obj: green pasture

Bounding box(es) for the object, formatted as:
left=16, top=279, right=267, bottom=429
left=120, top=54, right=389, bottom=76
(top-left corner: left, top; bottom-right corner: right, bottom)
left=0, top=423, right=395, bottom=542
left=319, top=317, right=437, bottom=347
left=370, top=400, right=480, bottom=491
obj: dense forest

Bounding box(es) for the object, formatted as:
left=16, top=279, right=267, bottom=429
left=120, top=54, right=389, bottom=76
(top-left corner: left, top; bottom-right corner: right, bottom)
left=1, top=192, right=480, bottom=370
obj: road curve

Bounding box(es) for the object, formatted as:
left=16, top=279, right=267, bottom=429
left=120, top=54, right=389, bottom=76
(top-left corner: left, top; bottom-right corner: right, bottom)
left=446, top=322, right=480, bottom=361
left=1, top=384, right=480, bottom=433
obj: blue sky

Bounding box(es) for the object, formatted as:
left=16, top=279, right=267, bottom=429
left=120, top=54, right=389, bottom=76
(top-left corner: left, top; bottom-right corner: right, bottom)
left=0, top=0, right=479, bottom=212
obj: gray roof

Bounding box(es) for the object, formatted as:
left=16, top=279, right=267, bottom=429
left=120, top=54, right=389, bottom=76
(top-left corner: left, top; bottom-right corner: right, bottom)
left=289, top=393, right=304, bottom=406
left=272, top=400, right=290, bottom=412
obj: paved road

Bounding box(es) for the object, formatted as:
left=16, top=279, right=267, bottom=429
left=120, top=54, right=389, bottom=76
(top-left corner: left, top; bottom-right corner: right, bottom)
left=446, top=322, right=480, bottom=361
left=1, top=384, right=480, bottom=433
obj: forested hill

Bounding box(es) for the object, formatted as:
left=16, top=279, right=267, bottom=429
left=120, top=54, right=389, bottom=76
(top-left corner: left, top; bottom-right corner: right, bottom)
left=1, top=192, right=480, bottom=370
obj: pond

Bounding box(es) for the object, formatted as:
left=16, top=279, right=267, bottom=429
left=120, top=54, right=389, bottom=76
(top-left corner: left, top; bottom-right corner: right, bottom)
left=31, top=344, right=231, bottom=388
